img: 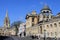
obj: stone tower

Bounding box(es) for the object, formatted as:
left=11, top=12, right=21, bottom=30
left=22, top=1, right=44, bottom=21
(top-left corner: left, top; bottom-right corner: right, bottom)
left=39, top=5, right=52, bottom=21
left=26, top=10, right=38, bottom=28
left=4, top=10, right=10, bottom=28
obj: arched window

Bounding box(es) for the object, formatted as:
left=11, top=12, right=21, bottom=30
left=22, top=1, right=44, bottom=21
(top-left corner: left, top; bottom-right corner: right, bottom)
left=54, top=23, right=57, bottom=27
left=50, top=24, right=53, bottom=27
left=59, top=22, right=60, bottom=27
left=32, top=17, right=34, bottom=22
left=43, top=11, right=45, bottom=13
left=47, top=25, right=49, bottom=28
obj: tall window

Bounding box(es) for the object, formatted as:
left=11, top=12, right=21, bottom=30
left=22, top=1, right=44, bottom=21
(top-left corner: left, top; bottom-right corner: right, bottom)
left=50, top=24, right=52, bottom=27
left=32, top=17, right=34, bottom=22
left=32, top=23, right=34, bottom=26
left=54, top=23, right=57, bottom=27
left=40, top=26, right=42, bottom=34
left=47, top=25, right=49, bottom=28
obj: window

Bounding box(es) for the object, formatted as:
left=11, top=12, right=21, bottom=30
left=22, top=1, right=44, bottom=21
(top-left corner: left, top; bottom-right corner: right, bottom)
left=40, top=26, right=42, bottom=34
left=47, top=25, right=49, bottom=28
left=54, top=23, right=57, bottom=27
left=43, top=15, right=45, bottom=18
left=32, top=23, right=34, bottom=26
left=50, top=24, right=52, bottom=27
left=32, top=17, right=34, bottom=22
left=43, top=11, right=45, bottom=13
left=59, top=22, right=60, bottom=27
left=46, top=11, right=49, bottom=13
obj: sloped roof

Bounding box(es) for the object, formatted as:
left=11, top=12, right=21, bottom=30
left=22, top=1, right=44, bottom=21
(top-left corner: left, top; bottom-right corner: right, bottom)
left=41, top=5, right=51, bottom=11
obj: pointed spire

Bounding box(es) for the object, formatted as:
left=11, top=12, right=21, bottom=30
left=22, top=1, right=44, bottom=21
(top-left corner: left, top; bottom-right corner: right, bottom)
left=6, top=10, right=8, bottom=17
left=4, top=10, right=10, bottom=28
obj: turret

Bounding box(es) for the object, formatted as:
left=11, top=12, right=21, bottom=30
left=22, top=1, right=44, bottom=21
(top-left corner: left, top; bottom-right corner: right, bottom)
left=39, top=5, right=52, bottom=22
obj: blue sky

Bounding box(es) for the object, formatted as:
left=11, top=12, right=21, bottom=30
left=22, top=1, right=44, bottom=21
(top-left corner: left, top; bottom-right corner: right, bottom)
left=0, top=0, right=60, bottom=26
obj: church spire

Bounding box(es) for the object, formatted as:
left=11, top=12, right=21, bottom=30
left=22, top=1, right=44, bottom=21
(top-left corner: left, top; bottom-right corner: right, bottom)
left=4, top=10, right=10, bottom=28
left=6, top=10, right=8, bottom=17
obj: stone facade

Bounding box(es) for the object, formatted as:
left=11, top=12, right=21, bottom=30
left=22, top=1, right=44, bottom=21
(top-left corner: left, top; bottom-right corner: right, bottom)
left=26, top=5, right=60, bottom=38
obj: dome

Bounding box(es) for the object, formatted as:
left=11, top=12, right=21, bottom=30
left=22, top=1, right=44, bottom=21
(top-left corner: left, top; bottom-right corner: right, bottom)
left=41, top=5, right=51, bottom=11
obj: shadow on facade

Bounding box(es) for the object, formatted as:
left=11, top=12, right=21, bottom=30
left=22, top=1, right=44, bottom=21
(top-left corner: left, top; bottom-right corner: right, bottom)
left=0, top=36, right=13, bottom=40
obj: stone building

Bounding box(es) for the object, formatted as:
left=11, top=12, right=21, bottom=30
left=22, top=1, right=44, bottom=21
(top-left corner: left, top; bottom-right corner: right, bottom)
left=26, top=5, right=60, bottom=38
left=18, top=23, right=26, bottom=37
left=0, top=11, right=16, bottom=36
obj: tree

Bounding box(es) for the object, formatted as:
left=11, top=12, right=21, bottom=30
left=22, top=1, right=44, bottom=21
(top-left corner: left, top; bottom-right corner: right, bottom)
left=11, top=21, right=23, bottom=36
